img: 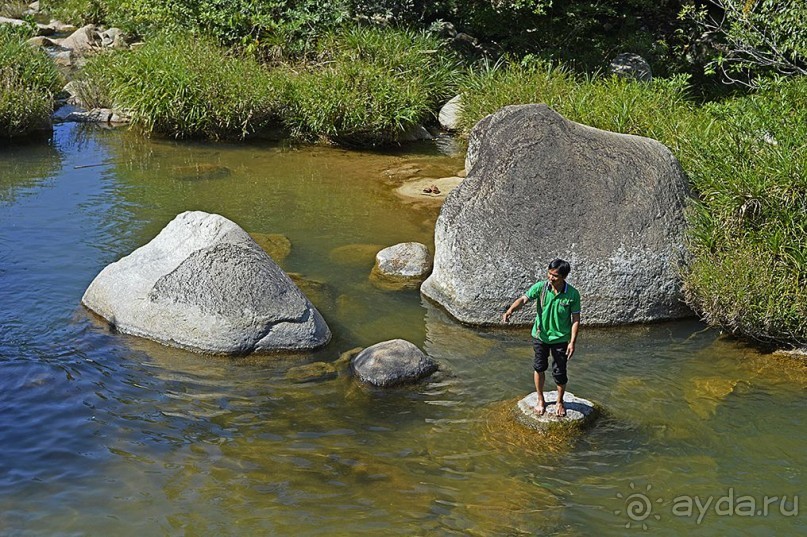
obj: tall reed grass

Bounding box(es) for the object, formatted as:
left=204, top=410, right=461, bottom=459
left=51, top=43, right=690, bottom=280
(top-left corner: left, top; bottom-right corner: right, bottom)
left=284, top=26, right=461, bottom=146
left=78, top=33, right=285, bottom=139
left=682, top=77, right=807, bottom=344
left=0, top=26, right=61, bottom=138
left=78, top=26, right=460, bottom=145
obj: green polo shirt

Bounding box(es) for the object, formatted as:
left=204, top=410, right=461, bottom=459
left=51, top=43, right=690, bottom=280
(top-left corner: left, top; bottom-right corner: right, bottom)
left=525, top=280, right=581, bottom=343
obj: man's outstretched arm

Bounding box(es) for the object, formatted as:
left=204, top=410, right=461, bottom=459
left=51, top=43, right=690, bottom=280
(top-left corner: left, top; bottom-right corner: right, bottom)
left=502, top=295, right=528, bottom=323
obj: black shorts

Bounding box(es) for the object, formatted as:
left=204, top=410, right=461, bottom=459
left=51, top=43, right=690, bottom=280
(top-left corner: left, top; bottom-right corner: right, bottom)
left=532, top=338, right=569, bottom=386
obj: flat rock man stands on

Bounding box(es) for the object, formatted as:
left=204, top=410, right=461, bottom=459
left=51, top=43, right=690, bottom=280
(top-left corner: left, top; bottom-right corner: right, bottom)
left=502, top=259, right=581, bottom=417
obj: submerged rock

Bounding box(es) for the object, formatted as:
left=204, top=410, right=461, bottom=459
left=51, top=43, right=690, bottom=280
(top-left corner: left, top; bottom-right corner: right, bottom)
left=170, top=163, right=232, bottom=181
left=329, top=243, right=384, bottom=267
left=288, top=272, right=336, bottom=312
left=285, top=361, right=339, bottom=383
left=250, top=232, right=292, bottom=261
left=82, top=211, right=331, bottom=354
left=685, top=377, right=739, bottom=419
left=351, top=339, right=438, bottom=387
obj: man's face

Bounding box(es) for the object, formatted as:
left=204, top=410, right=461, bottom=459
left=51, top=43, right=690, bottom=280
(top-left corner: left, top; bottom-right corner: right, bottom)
left=548, top=269, right=564, bottom=286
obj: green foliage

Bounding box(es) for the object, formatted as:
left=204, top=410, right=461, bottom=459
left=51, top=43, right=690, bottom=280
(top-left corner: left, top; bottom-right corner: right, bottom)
left=0, top=1, right=33, bottom=19
left=681, top=76, right=807, bottom=343
left=0, top=26, right=61, bottom=138
left=444, top=0, right=683, bottom=73
left=79, top=32, right=285, bottom=139
left=682, top=0, right=807, bottom=85
left=285, top=62, right=429, bottom=146
left=458, top=59, right=695, bottom=142
left=40, top=0, right=349, bottom=56
left=285, top=26, right=461, bottom=146
left=77, top=25, right=460, bottom=145
left=39, top=0, right=107, bottom=25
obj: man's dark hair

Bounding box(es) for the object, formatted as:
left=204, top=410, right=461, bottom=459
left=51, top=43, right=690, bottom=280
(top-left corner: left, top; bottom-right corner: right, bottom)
left=548, top=258, right=571, bottom=278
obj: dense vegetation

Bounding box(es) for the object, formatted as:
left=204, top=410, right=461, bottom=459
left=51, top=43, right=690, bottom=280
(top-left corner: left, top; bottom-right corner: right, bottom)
left=3, top=1, right=805, bottom=346
left=76, top=33, right=284, bottom=139
left=75, top=26, right=458, bottom=144
left=0, top=25, right=61, bottom=138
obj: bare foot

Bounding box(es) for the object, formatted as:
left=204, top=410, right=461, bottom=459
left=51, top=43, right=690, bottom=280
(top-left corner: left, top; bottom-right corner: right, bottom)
left=534, top=401, right=546, bottom=416
left=556, top=403, right=566, bottom=417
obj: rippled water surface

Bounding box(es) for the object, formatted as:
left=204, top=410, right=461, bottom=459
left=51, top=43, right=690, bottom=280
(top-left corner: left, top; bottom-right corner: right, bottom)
left=1, top=124, right=804, bottom=536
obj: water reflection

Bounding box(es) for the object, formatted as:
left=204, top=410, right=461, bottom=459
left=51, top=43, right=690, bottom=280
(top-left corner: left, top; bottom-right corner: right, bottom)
left=0, top=137, right=62, bottom=204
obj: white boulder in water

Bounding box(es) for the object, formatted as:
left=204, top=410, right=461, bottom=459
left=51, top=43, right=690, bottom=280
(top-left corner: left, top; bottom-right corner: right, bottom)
left=82, top=211, right=331, bottom=354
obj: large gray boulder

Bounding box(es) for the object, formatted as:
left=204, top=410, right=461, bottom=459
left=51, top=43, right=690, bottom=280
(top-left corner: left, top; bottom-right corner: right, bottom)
left=421, top=104, right=692, bottom=326
left=351, top=339, right=438, bottom=387
left=82, top=211, right=331, bottom=354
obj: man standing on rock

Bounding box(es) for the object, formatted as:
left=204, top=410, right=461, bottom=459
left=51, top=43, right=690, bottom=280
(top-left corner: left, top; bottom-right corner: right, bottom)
left=502, top=259, right=581, bottom=417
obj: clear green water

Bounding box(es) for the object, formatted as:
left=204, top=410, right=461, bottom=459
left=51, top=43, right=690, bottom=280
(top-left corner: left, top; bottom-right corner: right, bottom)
left=1, top=124, right=804, bottom=536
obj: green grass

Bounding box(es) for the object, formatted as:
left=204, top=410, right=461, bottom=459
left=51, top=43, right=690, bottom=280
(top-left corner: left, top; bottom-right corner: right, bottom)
left=77, top=26, right=460, bottom=145
left=458, top=59, right=696, bottom=142
left=0, top=1, right=31, bottom=19
left=284, top=61, right=431, bottom=146
left=78, top=32, right=285, bottom=140
left=459, top=62, right=806, bottom=345
left=284, top=26, right=461, bottom=146
left=681, top=77, right=807, bottom=344
left=0, top=26, right=61, bottom=138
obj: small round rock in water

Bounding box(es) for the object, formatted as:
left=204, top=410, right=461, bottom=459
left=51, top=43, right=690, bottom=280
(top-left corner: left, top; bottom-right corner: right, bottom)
left=514, top=391, right=599, bottom=431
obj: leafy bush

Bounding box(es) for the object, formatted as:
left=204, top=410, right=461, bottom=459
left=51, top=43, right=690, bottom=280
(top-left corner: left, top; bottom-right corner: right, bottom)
left=40, top=0, right=348, bottom=56
left=0, top=26, right=61, bottom=138
left=78, top=32, right=286, bottom=139
left=681, top=0, right=807, bottom=85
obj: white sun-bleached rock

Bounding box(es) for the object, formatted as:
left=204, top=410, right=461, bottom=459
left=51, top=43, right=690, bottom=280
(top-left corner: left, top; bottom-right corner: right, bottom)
left=82, top=211, right=330, bottom=354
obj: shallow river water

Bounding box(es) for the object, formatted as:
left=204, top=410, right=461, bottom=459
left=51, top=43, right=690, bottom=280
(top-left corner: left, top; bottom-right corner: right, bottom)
left=1, top=124, right=804, bottom=536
